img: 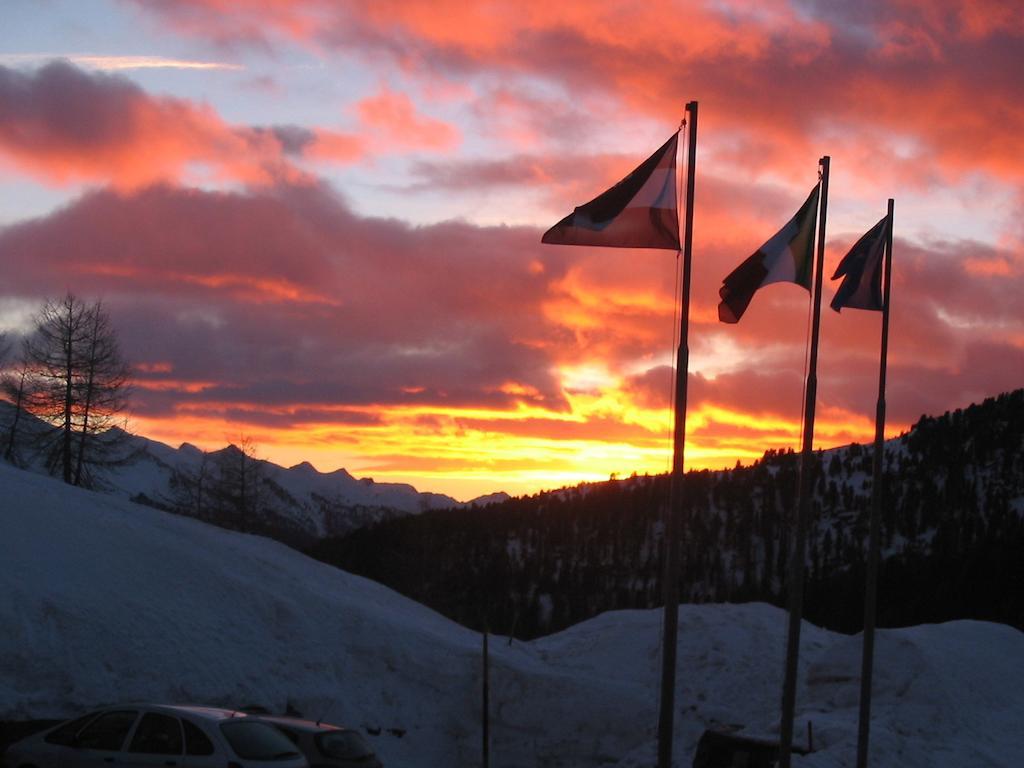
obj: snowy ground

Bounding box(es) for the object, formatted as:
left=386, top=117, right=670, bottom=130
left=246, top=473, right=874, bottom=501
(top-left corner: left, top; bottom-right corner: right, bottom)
left=1, top=460, right=1022, bottom=767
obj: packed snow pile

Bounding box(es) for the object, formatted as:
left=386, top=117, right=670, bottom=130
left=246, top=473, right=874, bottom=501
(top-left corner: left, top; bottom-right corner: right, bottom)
left=1, top=461, right=1021, bottom=767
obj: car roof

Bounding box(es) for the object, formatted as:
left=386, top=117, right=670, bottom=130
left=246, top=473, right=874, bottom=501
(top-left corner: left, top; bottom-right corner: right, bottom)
left=133, top=704, right=252, bottom=722
left=250, top=715, right=344, bottom=733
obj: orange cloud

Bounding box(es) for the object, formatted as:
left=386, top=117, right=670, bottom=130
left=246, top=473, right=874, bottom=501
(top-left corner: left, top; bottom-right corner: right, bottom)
left=134, top=361, right=173, bottom=374
left=80, top=263, right=338, bottom=305
left=964, top=257, right=1014, bottom=277
left=133, top=379, right=221, bottom=394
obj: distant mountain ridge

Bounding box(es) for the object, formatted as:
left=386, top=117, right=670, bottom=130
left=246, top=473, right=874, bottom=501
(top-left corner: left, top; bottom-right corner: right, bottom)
left=0, top=401, right=509, bottom=546
left=310, top=389, right=1024, bottom=638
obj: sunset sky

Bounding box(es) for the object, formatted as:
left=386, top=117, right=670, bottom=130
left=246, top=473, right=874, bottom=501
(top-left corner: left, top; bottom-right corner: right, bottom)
left=1, top=0, right=1021, bottom=500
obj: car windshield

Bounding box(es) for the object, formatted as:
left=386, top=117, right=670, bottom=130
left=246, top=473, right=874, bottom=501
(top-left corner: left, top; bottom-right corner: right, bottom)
left=317, top=730, right=373, bottom=759
left=45, top=713, right=100, bottom=746
left=75, top=711, right=138, bottom=751
left=220, top=721, right=301, bottom=760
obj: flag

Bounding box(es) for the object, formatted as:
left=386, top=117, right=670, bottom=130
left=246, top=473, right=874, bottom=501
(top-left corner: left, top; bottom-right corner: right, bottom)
left=542, top=133, right=680, bottom=250
left=830, top=214, right=889, bottom=312
left=717, top=185, right=820, bottom=323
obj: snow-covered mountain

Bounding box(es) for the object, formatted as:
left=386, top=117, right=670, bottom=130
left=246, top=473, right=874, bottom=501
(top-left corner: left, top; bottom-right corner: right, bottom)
left=0, top=402, right=509, bottom=544
left=1, top=460, right=1022, bottom=766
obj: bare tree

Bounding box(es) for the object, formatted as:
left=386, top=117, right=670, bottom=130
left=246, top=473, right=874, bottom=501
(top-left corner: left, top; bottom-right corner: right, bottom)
left=170, top=449, right=214, bottom=519
left=2, top=360, right=34, bottom=464
left=22, top=295, right=89, bottom=482
left=0, top=332, right=27, bottom=463
left=172, top=439, right=266, bottom=523
left=22, top=294, right=131, bottom=485
left=72, top=301, right=130, bottom=485
left=213, top=436, right=265, bottom=519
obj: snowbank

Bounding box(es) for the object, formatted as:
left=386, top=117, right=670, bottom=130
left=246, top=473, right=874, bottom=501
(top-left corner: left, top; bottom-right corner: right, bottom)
left=1, top=461, right=1021, bottom=766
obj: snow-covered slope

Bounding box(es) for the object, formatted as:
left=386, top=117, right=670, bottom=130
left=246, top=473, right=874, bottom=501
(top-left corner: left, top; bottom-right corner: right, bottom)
left=1, top=461, right=1022, bottom=767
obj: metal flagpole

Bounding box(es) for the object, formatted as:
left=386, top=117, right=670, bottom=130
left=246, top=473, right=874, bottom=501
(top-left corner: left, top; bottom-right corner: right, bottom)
left=856, top=198, right=894, bottom=768
left=779, top=155, right=830, bottom=768
left=657, top=99, right=698, bottom=768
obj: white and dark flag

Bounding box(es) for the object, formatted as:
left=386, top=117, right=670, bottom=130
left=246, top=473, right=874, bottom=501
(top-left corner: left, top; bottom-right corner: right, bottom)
left=542, top=133, right=680, bottom=250
left=831, top=214, right=889, bottom=312
left=717, top=184, right=820, bottom=323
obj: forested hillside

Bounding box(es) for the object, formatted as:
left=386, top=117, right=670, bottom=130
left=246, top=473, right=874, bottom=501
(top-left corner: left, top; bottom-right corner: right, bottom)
left=310, top=390, right=1024, bottom=638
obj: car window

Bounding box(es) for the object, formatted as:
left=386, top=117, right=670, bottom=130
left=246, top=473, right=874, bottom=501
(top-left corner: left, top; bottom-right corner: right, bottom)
left=317, top=731, right=373, bottom=760
left=275, top=726, right=300, bottom=745
left=182, top=719, right=215, bottom=756
left=75, top=710, right=138, bottom=751
left=220, top=721, right=301, bottom=760
left=129, top=713, right=183, bottom=755
left=45, top=713, right=101, bottom=746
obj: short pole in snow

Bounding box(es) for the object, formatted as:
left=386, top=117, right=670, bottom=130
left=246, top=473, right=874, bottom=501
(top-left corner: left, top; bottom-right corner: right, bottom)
left=482, top=627, right=490, bottom=768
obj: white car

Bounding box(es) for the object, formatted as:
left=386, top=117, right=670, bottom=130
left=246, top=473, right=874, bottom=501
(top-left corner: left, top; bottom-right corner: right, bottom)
left=251, top=716, right=382, bottom=768
left=2, top=704, right=309, bottom=768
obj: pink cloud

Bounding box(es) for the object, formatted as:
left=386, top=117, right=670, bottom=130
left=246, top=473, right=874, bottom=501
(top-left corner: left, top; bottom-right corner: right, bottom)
left=0, top=60, right=378, bottom=188
left=0, top=61, right=302, bottom=187
left=127, top=0, right=1024, bottom=190
left=0, top=182, right=572, bottom=418
left=354, top=86, right=460, bottom=152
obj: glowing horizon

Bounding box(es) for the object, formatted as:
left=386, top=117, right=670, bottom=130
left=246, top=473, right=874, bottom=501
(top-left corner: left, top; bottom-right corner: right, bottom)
left=128, top=380, right=897, bottom=501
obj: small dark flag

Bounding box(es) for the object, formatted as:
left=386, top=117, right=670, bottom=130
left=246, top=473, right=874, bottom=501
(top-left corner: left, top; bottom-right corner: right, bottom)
left=831, top=215, right=889, bottom=312
left=717, top=185, right=820, bottom=323
left=542, top=133, right=680, bottom=250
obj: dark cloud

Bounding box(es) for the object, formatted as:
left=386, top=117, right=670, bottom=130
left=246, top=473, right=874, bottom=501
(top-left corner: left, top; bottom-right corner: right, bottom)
left=265, top=125, right=317, bottom=156
left=0, top=181, right=572, bottom=418
left=0, top=61, right=372, bottom=187
left=1, top=173, right=1019, bottom=465
left=0, top=60, right=300, bottom=186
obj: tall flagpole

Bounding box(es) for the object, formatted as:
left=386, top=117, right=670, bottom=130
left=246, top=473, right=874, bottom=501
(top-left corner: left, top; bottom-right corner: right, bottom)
left=657, top=99, right=698, bottom=768
left=779, top=155, right=830, bottom=768
left=856, top=198, right=894, bottom=768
